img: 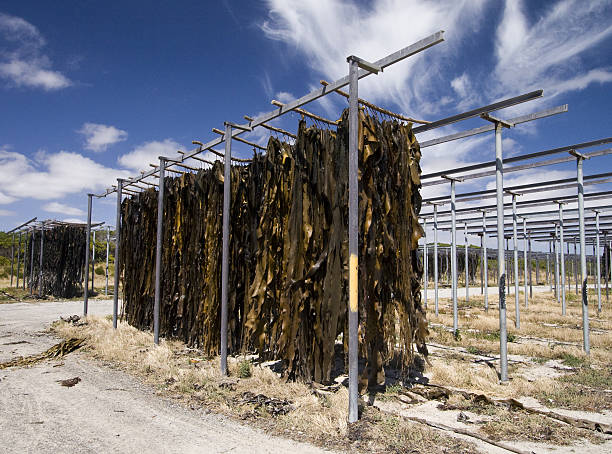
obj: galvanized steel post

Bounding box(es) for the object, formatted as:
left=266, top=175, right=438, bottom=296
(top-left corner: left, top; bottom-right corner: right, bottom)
left=482, top=210, right=488, bottom=311
left=547, top=241, right=551, bottom=291
left=609, top=238, right=612, bottom=301
left=154, top=158, right=166, bottom=346
left=91, top=230, right=96, bottom=292
left=528, top=233, right=533, bottom=298
left=511, top=194, right=519, bottom=328
left=220, top=123, right=233, bottom=377
left=23, top=234, right=28, bottom=289
left=434, top=205, right=439, bottom=316
left=595, top=213, right=601, bottom=313
left=523, top=218, right=528, bottom=308
left=450, top=178, right=458, bottom=336
left=38, top=221, right=44, bottom=296
left=423, top=218, right=428, bottom=309
left=480, top=234, right=484, bottom=295
left=575, top=154, right=590, bottom=354
left=112, top=179, right=123, bottom=329
left=10, top=233, right=14, bottom=287
left=574, top=238, right=579, bottom=295
left=347, top=56, right=360, bottom=423
left=29, top=230, right=35, bottom=295
left=554, top=226, right=560, bottom=302
left=105, top=226, right=110, bottom=296
left=494, top=121, right=508, bottom=382
left=84, top=194, right=93, bottom=315
left=559, top=204, right=566, bottom=315
left=464, top=223, right=469, bottom=303
left=16, top=233, right=21, bottom=288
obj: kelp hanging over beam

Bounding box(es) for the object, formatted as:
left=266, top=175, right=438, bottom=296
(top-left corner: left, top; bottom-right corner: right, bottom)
left=24, top=225, right=86, bottom=298
left=120, top=111, right=426, bottom=388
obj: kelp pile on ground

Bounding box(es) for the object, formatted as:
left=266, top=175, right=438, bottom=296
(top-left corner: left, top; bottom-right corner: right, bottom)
left=120, top=111, right=425, bottom=388
left=24, top=225, right=86, bottom=297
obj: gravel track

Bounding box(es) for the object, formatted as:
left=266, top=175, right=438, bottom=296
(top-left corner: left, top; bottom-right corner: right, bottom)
left=0, top=300, right=335, bottom=454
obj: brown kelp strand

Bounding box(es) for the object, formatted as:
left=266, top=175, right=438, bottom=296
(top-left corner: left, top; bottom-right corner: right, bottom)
left=24, top=225, right=86, bottom=298
left=120, top=111, right=425, bottom=388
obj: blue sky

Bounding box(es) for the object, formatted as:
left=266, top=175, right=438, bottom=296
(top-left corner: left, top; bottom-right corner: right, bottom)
left=1, top=0, right=611, bottom=243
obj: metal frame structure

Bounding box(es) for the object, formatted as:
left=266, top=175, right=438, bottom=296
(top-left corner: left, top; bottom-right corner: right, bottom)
left=74, top=29, right=611, bottom=422
left=418, top=134, right=611, bottom=369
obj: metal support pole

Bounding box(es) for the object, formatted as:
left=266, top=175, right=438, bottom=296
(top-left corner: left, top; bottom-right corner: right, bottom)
left=38, top=221, right=44, bottom=296
left=594, top=217, right=601, bottom=312
left=494, top=122, right=508, bottom=382
left=450, top=179, right=458, bottom=336
left=423, top=219, right=428, bottom=309
left=523, top=218, right=528, bottom=308
left=567, top=241, right=571, bottom=292
left=347, top=56, right=359, bottom=423
left=482, top=211, right=488, bottom=303
left=84, top=194, right=92, bottom=315
left=512, top=195, right=519, bottom=328
left=506, top=237, right=510, bottom=295
left=547, top=242, right=551, bottom=291
left=464, top=223, right=469, bottom=302
left=605, top=233, right=610, bottom=303
left=574, top=238, right=579, bottom=295
left=154, top=158, right=166, bottom=345
left=554, top=226, right=560, bottom=302
left=576, top=156, right=590, bottom=354
left=529, top=234, right=533, bottom=298
left=220, top=123, right=233, bottom=377
left=105, top=226, right=110, bottom=296
left=112, top=180, right=123, bottom=329
left=29, top=230, right=35, bottom=295
left=10, top=233, right=14, bottom=287
left=559, top=204, right=566, bottom=315
left=434, top=205, right=439, bottom=317
left=480, top=235, right=484, bottom=295
left=16, top=233, right=21, bottom=288
left=23, top=234, right=27, bottom=290
left=91, top=230, right=96, bottom=293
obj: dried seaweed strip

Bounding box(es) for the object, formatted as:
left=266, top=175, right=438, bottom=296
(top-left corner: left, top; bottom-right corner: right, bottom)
left=121, top=111, right=426, bottom=387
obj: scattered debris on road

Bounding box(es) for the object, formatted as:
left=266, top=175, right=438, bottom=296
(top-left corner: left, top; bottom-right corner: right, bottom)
left=57, top=376, right=81, bottom=387
left=0, top=337, right=84, bottom=369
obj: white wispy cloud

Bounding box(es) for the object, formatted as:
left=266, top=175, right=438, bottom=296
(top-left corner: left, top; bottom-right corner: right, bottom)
left=0, top=208, right=15, bottom=216
left=0, top=148, right=130, bottom=200
left=118, top=139, right=183, bottom=171
left=275, top=91, right=294, bottom=104
left=261, top=0, right=488, bottom=117
left=78, top=123, right=128, bottom=152
left=0, top=190, right=16, bottom=204
left=0, top=12, right=71, bottom=90
left=260, top=0, right=612, bottom=119
left=43, top=201, right=85, bottom=216
left=492, top=0, right=612, bottom=102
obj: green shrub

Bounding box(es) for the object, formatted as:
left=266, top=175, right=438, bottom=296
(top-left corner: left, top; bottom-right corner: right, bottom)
left=238, top=359, right=252, bottom=378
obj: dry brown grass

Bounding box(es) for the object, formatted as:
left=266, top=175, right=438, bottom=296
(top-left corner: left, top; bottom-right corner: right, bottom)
left=51, top=316, right=475, bottom=454
left=424, top=290, right=612, bottom=413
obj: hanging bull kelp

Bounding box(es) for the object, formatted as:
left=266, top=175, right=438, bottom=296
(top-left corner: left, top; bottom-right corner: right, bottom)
left=244, top=112, right=426, bottom=388
left=120, top=161, right=262, bottom=353
left=120, top=111, right=425, bottom=388
left=24, top=225, right=86, bottom=297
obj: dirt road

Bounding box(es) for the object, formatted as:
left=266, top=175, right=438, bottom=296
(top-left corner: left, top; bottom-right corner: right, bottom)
left=0, top=300, right=335, bottom=454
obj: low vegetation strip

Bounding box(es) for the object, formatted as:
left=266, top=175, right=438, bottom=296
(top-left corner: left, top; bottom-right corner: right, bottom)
left=51, top=316, right=475, bottom=454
